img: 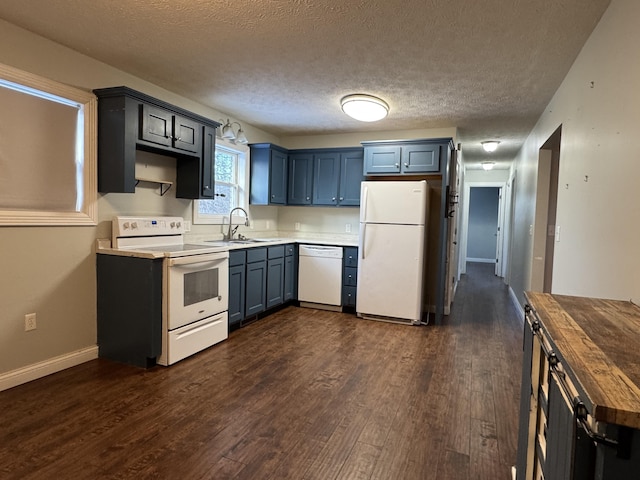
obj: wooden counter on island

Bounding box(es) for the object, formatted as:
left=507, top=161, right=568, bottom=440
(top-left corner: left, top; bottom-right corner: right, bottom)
left=515, top=292, right=640, bottom=480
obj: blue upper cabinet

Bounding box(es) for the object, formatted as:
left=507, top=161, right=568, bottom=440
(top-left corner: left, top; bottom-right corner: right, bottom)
left=312, top=151, right=341, bottom=205
left=250, top=144, right=363, bottom=207
left=288, top=153, right=314, bottom=205
left=249, top=143, right=288, bottom=205
left=363, top=145, right=402, bottom=174
left=338, top=150, right=364, bottom=206
left=362, top=139, right=448, bottom=175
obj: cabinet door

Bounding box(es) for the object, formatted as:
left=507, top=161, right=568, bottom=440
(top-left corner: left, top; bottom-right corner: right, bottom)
left=545, top=371, right=575, bottom=480
left=228, top=264, right=245, bottom=329
left=97, top=255, right=163, bottom=367
left=364, top=145, right=401, bottom=174
left=284, top=253, right=296, bottom=301
left=288, top=153, right=313, bottom=205
left=339, top=151, right=364, bottom=206
left=269, top=149, right=288, bottom=204
left=266, top=257, right=285, bottom=309
left=200, top=125, right=215, bottom=198
left=173, top=114, right=202, bottom=155
left=140, top=104, right=173, bottom=148
left=516, top=320, right=535, bottom=479
left=312, top=151, right=340, bottom=205
left=245, top=260, right=267, bottom=316
left=401, top=144, right=440, bottom=173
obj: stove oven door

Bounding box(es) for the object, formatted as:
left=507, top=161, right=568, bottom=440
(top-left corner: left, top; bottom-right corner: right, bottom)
left=167, top=252, right=229, bottom=330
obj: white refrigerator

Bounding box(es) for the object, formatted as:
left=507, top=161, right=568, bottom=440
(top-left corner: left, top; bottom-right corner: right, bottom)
left=356, top=180, right=429, bottom=324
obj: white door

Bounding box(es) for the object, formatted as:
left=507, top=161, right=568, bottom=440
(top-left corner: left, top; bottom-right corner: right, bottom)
left=357, top=223, right=425, bottom=322
left=360, top=181, right=428, bottom=225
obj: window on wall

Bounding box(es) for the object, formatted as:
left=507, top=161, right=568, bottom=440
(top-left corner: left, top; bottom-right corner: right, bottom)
left=0, top=64, right=97, bottom=225
left=193, top=140, right=248, bottom=224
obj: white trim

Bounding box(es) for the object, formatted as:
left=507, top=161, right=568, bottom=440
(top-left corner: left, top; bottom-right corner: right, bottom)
left=509, top=286, right=525, bottom=322
left=0, top=346, right=98, bottom=392
left=0, top=63, right=97, bottom=226
left=467, top=257, right=496, bottom=264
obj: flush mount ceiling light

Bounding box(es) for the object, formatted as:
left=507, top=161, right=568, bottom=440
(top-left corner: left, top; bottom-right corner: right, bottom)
left=481, top=140, right=500, bottom=152
left=482, top=161, right=496, bottom=171
left=340, top=94, right=389, bottom=122
left=219, top=118, right=248, bottom=145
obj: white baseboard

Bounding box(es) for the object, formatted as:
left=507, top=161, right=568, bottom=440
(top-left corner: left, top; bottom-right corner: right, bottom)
left=467, top=257, right=496, bottom=264
left=0, top=346, right=98, bottom=392
left=509, top=286, right=524, bottom=322
left=511, top=466, right=516, bottom=480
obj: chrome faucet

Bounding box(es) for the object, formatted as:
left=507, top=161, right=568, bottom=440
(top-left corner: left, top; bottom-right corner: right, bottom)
left=223, top=207, right=250, bottom=241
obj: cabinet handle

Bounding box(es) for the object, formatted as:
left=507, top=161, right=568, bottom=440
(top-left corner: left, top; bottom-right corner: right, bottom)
left=176, top=137, right=182, bottom=142
left=271, top=194, right=275, bottom=199
left=395, top=163, right=399, bottom=168
left=340, top=197, right=344, bottom=201
left=332, top=197, right=336, bottom=202
left=306, top=196, right=310, bottom=201
left=404, top=163, right=409, bottom=167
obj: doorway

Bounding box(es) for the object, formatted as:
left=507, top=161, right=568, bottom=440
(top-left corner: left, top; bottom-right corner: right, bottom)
left=467, top=186, right=500, bottom=262
left=531, top=126, right=561, bottom=293
left=461, top=182, right=506, bottom=277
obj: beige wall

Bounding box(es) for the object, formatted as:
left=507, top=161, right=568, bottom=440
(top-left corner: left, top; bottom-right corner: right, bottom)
left=0, top=19, right=279, bottom=379
left=509, top=0, right=640, bottom=305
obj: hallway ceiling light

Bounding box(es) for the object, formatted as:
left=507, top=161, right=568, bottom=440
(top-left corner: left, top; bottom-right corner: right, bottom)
left=482, top=161, right=495, bottom=171
left=340, top=94, right=389, bottom=122
left=481, top=141, right=500, bottom=152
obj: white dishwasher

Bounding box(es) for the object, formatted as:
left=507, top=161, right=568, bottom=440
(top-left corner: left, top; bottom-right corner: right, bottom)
left=298, top=245, right=343, bottom=310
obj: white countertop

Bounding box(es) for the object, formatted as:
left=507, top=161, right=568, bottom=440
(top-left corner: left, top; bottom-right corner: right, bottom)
left=96, top=234, right=358, bottom=258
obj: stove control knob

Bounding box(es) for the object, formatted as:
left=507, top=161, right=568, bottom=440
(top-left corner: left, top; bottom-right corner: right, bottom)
left=131, top=222, right=138, bottom=229
left=176, top=222, right=182, bottom=229
left=123, top=222, right=130, bottom=229
left=170, top=222, right=176, bottom=228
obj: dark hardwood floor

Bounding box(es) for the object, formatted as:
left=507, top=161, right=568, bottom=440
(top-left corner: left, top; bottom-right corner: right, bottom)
left=0, top=262, right=524, bottom=479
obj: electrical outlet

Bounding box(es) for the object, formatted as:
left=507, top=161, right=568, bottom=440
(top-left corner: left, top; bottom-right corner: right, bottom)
left=266, top=220, right=270, bottom=230
left=25, top=313, right=37, bottom=331
left=295, top=222, right=300, bottom=231
left=184, top=220, right=191, bottom=232
left=345, top=223, right=351, bottom=233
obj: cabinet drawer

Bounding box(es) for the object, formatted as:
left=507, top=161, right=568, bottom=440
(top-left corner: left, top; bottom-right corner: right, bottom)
left=229, top=249, right=246, bottom=267
left=344, top=267, right=357, bottom=286
left=344, top=247, right=358, bottom=267
left=343, top=286, right=357, bottom=307
left=246, top=247, right=267, bottom=263
left=268, top=245, right=285, bottom=259
left=285, top=244, right=295, bottom=256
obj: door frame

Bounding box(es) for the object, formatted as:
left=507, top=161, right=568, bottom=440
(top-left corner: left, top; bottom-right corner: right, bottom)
left=460, top=181, right=507, bottom=275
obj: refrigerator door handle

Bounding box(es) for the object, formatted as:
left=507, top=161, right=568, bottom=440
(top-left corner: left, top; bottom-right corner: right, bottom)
left=361, top=223, right=366, bottom=259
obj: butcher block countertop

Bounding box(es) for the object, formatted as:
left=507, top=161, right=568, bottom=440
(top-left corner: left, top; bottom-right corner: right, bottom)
left=525, top=291, right=640, bottom=430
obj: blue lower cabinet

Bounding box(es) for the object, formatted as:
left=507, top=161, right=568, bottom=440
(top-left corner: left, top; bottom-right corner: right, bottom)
left=342, top=247, right=358, bottom=308
left=284, top=244, right=297, bottom=301
left=228, top=250, right=246, bottom=330
left=245, top=248, right=267, bottom=317
left=266, top=245, right=285, bottom=309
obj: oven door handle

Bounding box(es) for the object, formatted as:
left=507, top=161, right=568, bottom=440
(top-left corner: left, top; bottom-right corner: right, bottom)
left=167, top=252, right=228, bottom=267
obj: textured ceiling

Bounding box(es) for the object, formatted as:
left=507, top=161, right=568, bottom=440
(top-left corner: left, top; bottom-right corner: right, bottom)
left=0, top=0, right=611, bottom=167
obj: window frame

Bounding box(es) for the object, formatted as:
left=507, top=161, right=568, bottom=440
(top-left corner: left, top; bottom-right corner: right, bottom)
left=0, top=63, right=97, bottom=226
left=193, top=137, right=249, bottom=225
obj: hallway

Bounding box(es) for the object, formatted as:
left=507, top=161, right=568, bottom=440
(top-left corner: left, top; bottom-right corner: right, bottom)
left=0, top=262, right=524, bottom=479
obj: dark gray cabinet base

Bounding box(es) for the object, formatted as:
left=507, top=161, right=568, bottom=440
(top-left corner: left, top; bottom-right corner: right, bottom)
left=97, top=255, right=162, bottom=367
